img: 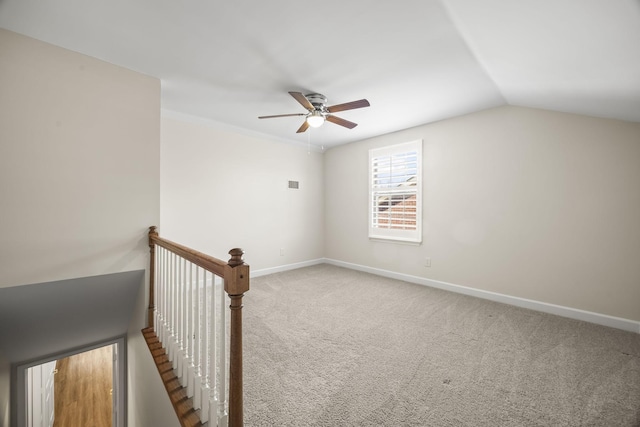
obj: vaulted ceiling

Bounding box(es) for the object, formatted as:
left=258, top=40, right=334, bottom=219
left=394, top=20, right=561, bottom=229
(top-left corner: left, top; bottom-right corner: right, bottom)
left=1, top=0, right=639, bottom=148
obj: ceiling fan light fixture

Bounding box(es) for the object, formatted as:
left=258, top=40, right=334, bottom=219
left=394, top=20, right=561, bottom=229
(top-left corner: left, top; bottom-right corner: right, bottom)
left=306, top=110, right=325, bottom=128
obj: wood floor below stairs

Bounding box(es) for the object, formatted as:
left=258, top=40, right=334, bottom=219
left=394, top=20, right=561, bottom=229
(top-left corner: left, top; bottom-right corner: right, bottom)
left=53, top=345, right=112, bottom=427
left=142, top=327, right=204, bottom=427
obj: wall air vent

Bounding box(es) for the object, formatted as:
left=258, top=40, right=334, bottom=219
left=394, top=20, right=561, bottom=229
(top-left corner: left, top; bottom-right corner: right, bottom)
left=288, top=180, right=299, bottom=189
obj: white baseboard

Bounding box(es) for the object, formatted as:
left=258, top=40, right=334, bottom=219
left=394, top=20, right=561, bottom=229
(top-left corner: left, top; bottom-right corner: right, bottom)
left=251, top=259, right=325, bottom=278
left=323, top=258, right=640, bottom=334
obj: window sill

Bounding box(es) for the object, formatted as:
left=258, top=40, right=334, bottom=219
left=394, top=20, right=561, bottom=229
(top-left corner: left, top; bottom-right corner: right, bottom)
left=368, top=237, right=422, bottom=246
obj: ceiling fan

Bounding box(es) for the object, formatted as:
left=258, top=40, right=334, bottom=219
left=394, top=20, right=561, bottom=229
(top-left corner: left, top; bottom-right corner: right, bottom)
left=259, top=91, right=370, bottom=133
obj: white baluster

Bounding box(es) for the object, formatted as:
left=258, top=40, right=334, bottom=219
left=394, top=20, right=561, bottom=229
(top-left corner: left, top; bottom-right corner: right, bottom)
left=178, top=258, right=187, bottom=381
left=154, top=246, right=161, bottom=336
left=174, top=255, right=179, bottom=360
left=193, top=266, right=201, bottom=410
left=209, top=273, right=216, bottom=393
left=160, top=248, right=166, bottom=345
left=204, top=273, right=216, bottom=424
left=209, top=397, right=219, bottom=427
left=170, top=251, right=175, bottom=350
left=168, top=252, right=175, bottom=363
left=186, top=261, right=195, bottom=397
left=200, top=270, right=211, bottom=423
left=161, top=248, right=169, bottom=345
left=200, top=390, right=210, bottom=423
left=175, top=256, right=183, bottom=377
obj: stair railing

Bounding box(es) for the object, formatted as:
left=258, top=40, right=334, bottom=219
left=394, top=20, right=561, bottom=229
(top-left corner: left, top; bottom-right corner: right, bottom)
left=147, top=226, right=249, bottom=426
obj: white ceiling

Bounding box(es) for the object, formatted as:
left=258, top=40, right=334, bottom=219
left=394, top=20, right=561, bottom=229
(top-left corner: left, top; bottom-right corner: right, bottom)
left=1, top=0, right=639, bottom=148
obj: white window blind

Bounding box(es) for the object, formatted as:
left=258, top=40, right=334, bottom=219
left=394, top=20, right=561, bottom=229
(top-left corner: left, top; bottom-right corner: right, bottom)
left=369, top=140, right=422, bottom=243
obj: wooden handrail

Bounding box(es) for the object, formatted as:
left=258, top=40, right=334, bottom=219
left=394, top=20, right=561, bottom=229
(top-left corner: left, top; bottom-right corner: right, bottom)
left=147, top=226, right=250, bottom=427
left=149, top=226, right=230, bottom=277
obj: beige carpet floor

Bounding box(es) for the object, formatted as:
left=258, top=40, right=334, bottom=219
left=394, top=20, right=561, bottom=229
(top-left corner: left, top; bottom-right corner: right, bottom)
left=243, top=264, right=640, bottom=426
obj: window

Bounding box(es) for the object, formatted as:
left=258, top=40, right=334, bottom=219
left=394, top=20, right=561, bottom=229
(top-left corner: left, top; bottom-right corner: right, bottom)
left=369, top=140, right=422, bottom=243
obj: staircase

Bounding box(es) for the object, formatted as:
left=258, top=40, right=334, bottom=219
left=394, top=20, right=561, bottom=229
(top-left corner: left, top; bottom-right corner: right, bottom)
left=143, top=328, right=203, bottom=427
left=144, top=226, right=250, bottom=427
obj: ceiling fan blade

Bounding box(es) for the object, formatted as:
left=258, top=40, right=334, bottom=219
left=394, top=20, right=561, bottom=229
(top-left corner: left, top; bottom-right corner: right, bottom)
left=326, top=115, right=357, bottom=129
left=296, top=120, right=310, bottom=133
left=259, top=113, right=306, bottom=119
left=289, top=91, right=315, bottom=111
left=326, top=99, right=370, bottom=113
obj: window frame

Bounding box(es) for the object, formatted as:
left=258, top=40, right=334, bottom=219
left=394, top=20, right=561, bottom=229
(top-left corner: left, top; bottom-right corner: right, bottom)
left=368, top=140, right=422, bottom=243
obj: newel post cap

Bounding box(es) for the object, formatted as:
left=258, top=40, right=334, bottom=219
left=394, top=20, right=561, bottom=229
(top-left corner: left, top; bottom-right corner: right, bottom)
left=225, top=248, right=250, bottom=295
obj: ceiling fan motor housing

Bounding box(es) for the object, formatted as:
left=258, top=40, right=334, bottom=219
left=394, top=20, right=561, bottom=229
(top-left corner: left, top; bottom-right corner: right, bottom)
left=305, top=93, right=328, bottom=110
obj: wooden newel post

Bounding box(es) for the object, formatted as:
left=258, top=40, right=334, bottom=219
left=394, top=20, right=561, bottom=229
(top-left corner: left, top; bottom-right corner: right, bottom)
left=148, top=226, right=159, bottom=329
left=225, top=248, right=250, bottom=427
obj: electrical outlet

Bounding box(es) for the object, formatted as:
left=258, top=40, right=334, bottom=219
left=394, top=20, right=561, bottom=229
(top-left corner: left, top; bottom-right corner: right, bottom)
left=280, top=248, right=285, bottom=256
left=424, top=257, right=431, bottom=267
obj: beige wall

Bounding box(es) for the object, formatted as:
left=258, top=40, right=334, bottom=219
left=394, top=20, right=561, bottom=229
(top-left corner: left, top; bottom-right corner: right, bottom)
left=126, top=332, right=180, bottom=427
left=0, top=29, right=166, bottom=427
left=161, top=115, right=324, bottom=271
left=0, top=28, right=160, bottom=288
left=325, top=105, right=640, bottom=322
